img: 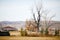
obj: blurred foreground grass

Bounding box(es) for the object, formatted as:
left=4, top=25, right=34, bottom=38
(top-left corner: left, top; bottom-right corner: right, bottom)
left=0, top=36, right=60, bottom=40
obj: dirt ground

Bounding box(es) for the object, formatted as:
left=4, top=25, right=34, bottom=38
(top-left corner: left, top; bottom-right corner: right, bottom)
left=0, top=36, right=60, bottom=40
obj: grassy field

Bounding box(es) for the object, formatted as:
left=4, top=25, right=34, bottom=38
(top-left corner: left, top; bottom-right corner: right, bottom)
left=0, top=36, right=60, bottom=40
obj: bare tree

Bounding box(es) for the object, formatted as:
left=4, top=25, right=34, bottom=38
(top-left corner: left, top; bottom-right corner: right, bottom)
left=26, top=1, right=55, bottom=33
left=25, top=20, right=35, bottom=31
left=31, top=2, right=44, bottom=32
left=42, top=13, right=55, bottom=35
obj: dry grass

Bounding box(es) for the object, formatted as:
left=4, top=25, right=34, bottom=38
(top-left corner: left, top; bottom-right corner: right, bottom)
left=0, top=36, right=60, bottom=40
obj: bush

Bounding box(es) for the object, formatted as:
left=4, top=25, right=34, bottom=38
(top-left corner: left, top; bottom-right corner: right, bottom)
left=0, top=31, right=10, bottom=36
left=20, top=28, right=27, bottom=36
left=55, top=30, right=59, bottom=36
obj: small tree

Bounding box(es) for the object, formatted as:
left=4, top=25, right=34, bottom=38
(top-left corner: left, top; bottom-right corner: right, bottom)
left=20, top=28, right=24, bottom=36
left=24, top=29, right=27, bottom=36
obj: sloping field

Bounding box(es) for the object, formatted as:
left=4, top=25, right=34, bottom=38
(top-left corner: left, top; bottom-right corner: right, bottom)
left=0, top=36, right=60, bottom=40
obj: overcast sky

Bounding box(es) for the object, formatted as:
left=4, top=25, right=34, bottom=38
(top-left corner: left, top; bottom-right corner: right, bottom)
left=0, top=0, right=60, bottom=21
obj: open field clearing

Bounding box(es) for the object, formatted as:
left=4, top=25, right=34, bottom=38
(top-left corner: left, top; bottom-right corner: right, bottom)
left=0, top=36, right=60, bottom=40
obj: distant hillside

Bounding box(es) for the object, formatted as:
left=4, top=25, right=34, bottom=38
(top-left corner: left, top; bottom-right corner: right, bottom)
left=0, top=21, right=25, bottom=29
left=40, top=21, right=60, bottom=30
left=0, top=21, right=25, bottom=24
left=0, top=21, right=60, bottom=30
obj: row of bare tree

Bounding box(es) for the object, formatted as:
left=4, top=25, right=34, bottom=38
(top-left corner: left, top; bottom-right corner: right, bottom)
left=25, top=3, right=56, bottom=35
